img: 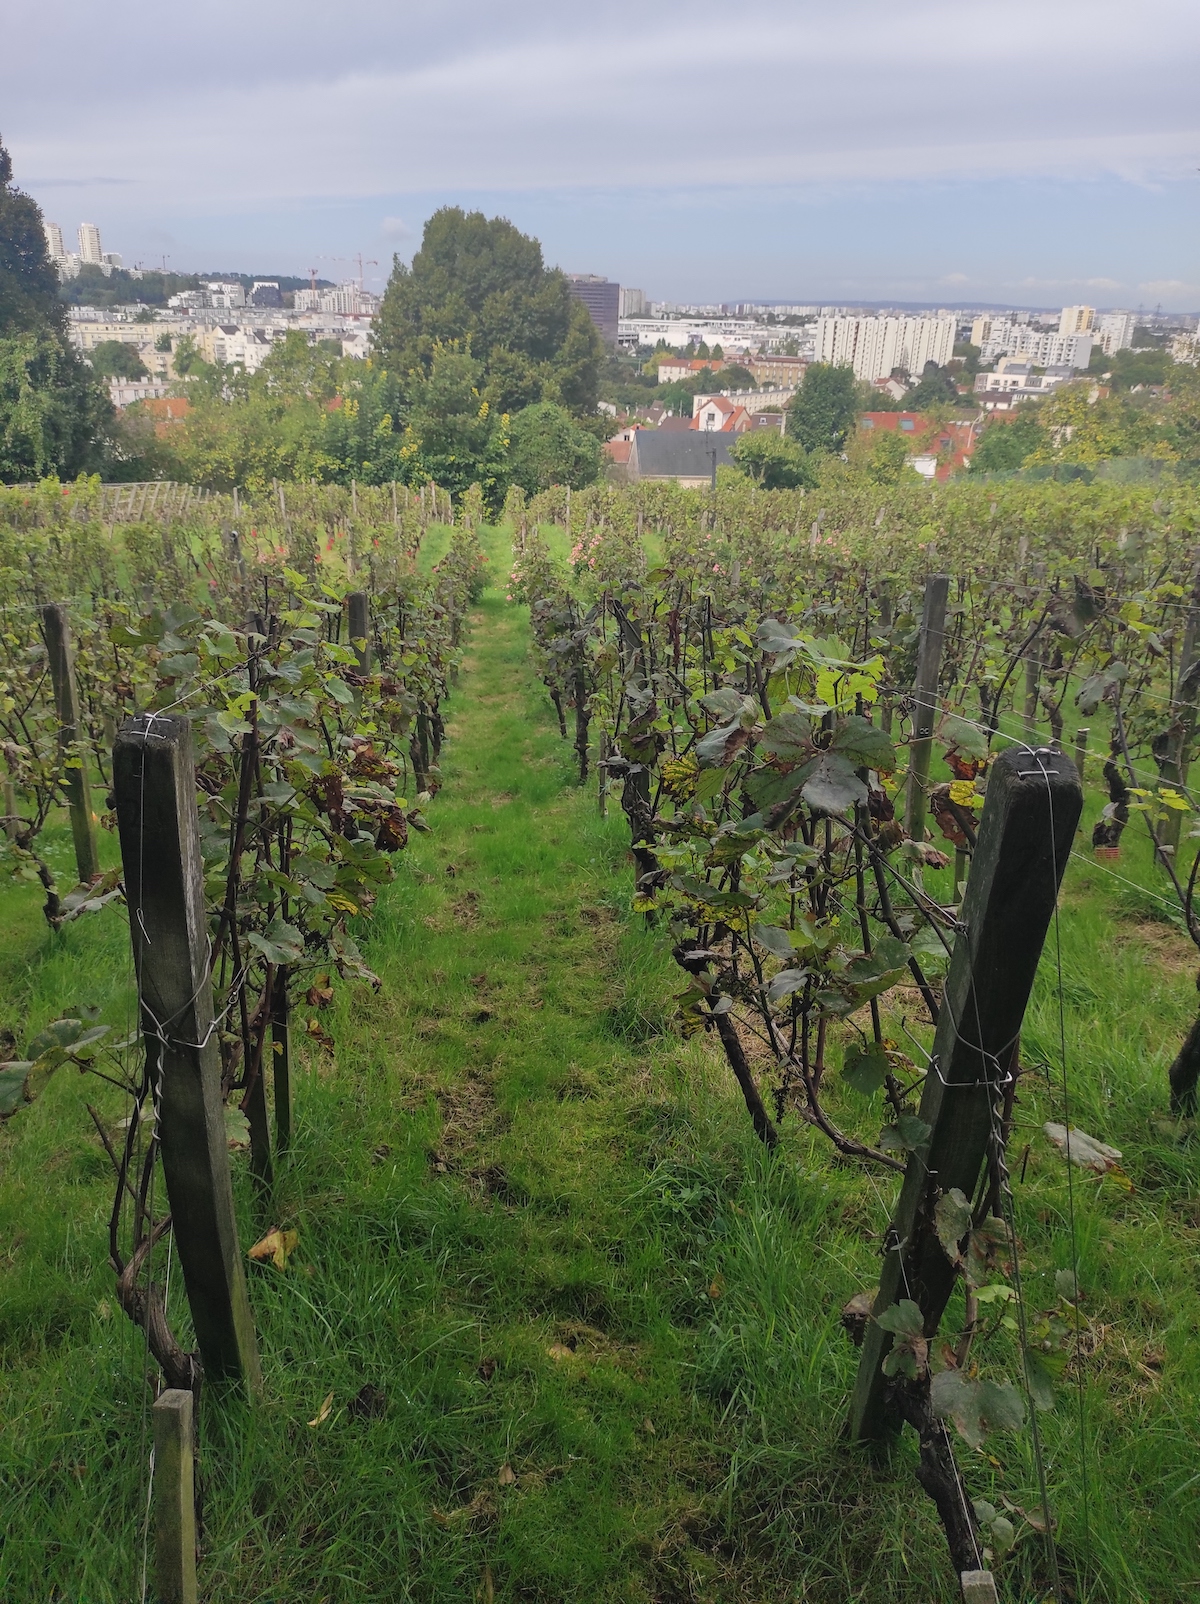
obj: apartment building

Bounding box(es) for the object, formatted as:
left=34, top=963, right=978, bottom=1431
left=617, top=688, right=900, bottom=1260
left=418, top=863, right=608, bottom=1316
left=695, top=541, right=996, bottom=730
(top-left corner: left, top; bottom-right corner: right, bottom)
left=814, top=315, right=955, bottom=382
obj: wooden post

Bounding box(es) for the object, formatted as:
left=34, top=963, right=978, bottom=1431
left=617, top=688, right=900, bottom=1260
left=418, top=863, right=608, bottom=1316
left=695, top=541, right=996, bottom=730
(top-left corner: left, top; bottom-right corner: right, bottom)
left=1023, top=648, right=1041, bottom=738
left=153, top=1389, right=198, bottom=1604
left=1073, top=725, right=1089, bottom=784
left=850, top=744, right=1081, bottom=1441
left=113, top=714, right=261, bottom=1390
left=960, top=1571, right=999, bottom=1604
left=347, top=591, right=371, bottom=674
left=271, top=968, right=292, bottom=1155
left=41, top=603, right=100, bottom=884
left=904, top=574, right=949, bottom=846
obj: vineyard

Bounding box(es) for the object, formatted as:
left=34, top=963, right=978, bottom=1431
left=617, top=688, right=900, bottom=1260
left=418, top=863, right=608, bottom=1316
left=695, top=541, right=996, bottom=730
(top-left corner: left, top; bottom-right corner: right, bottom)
left=2, top=472, right=1200, bottom=1603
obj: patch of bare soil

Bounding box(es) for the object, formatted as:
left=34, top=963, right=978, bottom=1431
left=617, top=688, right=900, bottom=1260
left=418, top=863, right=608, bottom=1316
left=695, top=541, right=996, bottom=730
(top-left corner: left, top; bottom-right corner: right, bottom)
left=1111, top=921, right=1198, bottom=977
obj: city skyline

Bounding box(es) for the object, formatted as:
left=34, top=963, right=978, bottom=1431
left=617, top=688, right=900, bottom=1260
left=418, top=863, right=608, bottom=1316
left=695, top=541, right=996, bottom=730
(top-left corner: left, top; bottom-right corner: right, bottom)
left=6, top=0, right=1199, bottom=308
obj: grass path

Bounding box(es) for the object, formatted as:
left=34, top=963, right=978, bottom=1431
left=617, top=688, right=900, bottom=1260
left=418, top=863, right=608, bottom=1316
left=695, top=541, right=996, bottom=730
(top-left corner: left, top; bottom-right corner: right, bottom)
left=4, top=529, right=1200, bottom=1602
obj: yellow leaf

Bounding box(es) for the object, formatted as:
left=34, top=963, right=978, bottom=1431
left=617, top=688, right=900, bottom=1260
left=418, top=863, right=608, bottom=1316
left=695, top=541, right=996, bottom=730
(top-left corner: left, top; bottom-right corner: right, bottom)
left=546, top=1342, right=574, bottom=1360
left=949, top=779, right=976, bottom=806
left=248, top=1227, right=298, bottom=1270
left=497, top=1463, right=517, bottom=1486
left=307, top=1391, right=333, bottom=1428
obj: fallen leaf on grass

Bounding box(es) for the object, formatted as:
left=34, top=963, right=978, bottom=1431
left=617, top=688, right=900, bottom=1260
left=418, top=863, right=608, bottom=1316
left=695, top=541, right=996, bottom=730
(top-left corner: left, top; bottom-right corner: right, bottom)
left=546, top=1343, right=575, bottom=1361
left=1043, top=1123, right=1123, bottom=1174
left=497, top=1463, right=517, bottom=1486
left=307, top=1392, right=333, bottom=1428
left=707, top=1275, right=725, bottom=1300
left=248, top=1227, right=298, bottom=1269
left=431, top=1489, right=496, bottom=1528
left=478, top=1357, right=498, bottom=1381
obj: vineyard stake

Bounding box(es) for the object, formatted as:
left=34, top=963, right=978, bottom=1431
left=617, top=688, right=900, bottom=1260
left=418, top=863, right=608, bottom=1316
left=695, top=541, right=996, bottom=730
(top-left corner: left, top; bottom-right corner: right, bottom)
left=113, top=714, right=261, bottom=1391
left=347, top=591, right=371, bottom=674
left=1073, top=725, right=1089, bottom=783
left=904, top=574, right=949, bottom=847
left=41, top=603, right=101, bottom=884
left=1023, top=647, right=1041, bottom=738
left=851, top=743, right=1081, bottom=1442
left=153, top=1388, right=198, bottom=1604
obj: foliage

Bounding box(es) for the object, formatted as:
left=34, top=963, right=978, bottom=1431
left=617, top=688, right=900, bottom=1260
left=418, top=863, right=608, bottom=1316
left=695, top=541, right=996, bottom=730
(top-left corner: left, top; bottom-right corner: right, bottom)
left=731, top=428, right=817, bottom=489
left=903, top=362, right=960, bottom=410
left=88, top=339, right=148, bottom=380
left=969, top=412, right=1049, bottom=474
left=507, top=401, right=601, bottom=494
left=787, top=362, right=859, bottom=454
left=0, top=139, right=111, bottom=483
left=372, top=208, right=602, bottom=418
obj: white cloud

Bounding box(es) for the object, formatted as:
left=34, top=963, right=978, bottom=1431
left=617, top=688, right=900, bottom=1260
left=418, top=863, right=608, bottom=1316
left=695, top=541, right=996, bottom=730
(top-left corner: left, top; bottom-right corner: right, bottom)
left=379, top=216, right=410, bottom=240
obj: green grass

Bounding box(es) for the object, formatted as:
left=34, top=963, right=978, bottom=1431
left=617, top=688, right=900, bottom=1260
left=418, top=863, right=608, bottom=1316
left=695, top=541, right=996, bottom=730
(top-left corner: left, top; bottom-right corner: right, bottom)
left=2, top=526, right=1200, bottom=1602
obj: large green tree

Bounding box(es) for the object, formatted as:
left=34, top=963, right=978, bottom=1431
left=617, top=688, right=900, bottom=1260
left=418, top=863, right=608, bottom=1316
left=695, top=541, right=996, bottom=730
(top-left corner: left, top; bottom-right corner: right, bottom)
left=731, top=428, right=817, bottom=489
left=507, top=401, right=600, bottom=494
left=969, top=412, right=1049, bottom=474
left=786, top=363, right=858, bottom=454
left=0, top=137, right=110, bottom=481
left=372, top=208, right=601, bottom=417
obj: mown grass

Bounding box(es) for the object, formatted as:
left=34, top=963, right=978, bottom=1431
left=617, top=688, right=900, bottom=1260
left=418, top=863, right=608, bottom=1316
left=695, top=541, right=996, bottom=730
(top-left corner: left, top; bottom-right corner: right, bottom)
left=1, top=525, right=1199, bottom=1602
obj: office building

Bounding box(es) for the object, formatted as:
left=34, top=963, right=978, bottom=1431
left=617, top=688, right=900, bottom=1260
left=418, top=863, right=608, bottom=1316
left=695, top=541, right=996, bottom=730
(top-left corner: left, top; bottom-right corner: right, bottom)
left=567, top=274, right=620, bottom=343
left=78, top=223, right=103, bottom=264
left=814, top=315, right=955, bottom=382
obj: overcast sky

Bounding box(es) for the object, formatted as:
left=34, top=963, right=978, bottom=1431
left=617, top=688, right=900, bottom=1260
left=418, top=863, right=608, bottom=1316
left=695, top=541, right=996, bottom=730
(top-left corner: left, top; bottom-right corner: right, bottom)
left=5, top=0, right=1199, bottom=307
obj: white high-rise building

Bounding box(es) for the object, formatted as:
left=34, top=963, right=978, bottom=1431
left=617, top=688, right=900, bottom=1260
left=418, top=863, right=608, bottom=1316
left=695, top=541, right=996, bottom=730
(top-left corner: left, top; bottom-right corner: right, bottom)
left=1094, top=312, right=1136, bottom=356
left=78, top=222, right=103, bottom=264
left=970, top=317, right=1093, bottom=370
left=813, top=315, right=955, bottom=382
left=43, top=220, right=65, bottom=260
left=619, top=287, right=648, bottom=318
left=1059, top=304, right=1095, bottom=336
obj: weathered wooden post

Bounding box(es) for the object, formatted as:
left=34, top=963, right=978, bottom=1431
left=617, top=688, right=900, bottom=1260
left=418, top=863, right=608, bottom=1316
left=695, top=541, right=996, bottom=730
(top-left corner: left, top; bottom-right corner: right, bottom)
left=153, top=1388, right=198, bottom=1604
left=347, top=591, right=371, bottom=674
left=851, top=744, right=1080, bottom=1596
left=41, top=602, right=101, bottom=884
left=851, top=743, right=1081, bottom=1443
left=904, top=574, right=949, bottom=846
left=1073, top=724, right=1089, bottom=784
left=853, top=744, right=1078, bottom=1437
left=113, top=713, right=260, bottom=1390
left=1023, top=647, right=1041, bottom=738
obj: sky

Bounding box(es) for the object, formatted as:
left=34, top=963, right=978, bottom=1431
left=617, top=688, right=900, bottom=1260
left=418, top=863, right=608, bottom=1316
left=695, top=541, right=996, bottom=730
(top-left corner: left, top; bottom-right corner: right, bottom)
left=5, top=0, right=1199, bottom=310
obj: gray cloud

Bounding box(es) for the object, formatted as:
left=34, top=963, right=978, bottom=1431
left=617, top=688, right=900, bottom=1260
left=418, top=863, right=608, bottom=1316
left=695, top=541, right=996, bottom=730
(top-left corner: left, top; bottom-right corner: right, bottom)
left=6, top=0, right=1198, bottom=210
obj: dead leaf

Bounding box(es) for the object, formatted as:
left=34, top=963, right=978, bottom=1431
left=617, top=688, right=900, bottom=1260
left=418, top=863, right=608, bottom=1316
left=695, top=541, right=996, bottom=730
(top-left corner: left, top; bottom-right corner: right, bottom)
left=483, top=1563, right=495, bottom=1603
left=305, top=975, right=335, bottom=1008
left=248, top=1227, right=298, bottom=1270
left=497, top=1463, right=517, bottom=1486
left=641, top=1417, right=656, bottom=1435
left=1043, top=1122, right=1123, bottom=1173
left=547, top=1343, right=575, bottom=1361
left=306, top=1018, right=335, bottom=1052
left=307, top=1392, right=333, bottom=1428
left=478, top=1357, right=498, bottom=1381
left=707, top=1275, right=725, bottom=1300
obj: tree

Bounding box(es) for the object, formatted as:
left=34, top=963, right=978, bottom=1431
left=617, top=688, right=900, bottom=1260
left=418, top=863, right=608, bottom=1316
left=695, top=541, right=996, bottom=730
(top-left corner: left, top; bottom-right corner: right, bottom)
left=507, top=401, right=601, bottom=494
left=372, top=208, right=600, bottom=417
left=401, top=342, right=509, bottom=508
left=0, top=331, right=110, bottom=481
left=787, top=363, right=858, bottom=453
left=732, top=428, right=818, bottom=489
left=0, top=136, right=110, bottom=481
left=904, top=362, right=959, bottom=410
left=89, top=340, right=148, bottom=380
left=969, top=412, right=1050, bottom=474
left=0, top=144, right=64, bottom=338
